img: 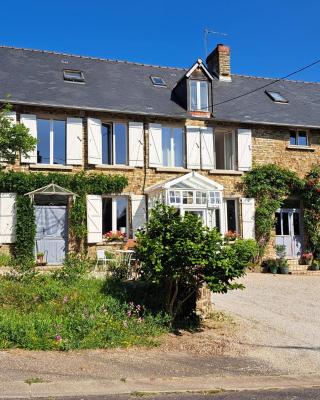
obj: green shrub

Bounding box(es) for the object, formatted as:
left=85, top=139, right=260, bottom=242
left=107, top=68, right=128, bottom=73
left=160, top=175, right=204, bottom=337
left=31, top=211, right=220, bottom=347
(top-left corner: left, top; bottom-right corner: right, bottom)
left=0, top=276, right=168, bottom=350
left=52, top=253, right=93, bottom=283
left=136, top=204, right=256, bottom=324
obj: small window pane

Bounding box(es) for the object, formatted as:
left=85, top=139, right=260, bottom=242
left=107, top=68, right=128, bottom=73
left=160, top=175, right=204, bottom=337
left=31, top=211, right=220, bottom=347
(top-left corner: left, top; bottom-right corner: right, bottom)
left=114, top=123, right=127, bottom=165
left=209, top=191, right=221, bottom=205
left=190, top=81, right=197, bottom=110
left=102, top=124, right=112, bottom=164
left=162, top=127, right=171, bottom=167
left=37, top=119, right=50, bottom=164
left=53, top=120, right=66, bottom=165
left=275, top=212, right=281, bottom=235
left=196, top=191, right=207, bottom=205
left=298, top=131, right=307, bottom=146
left=200, top=81, right=208, bottom=110
left=226, top=200, right=237, bottom=232
left=293, top=212, right=300, bottom=235
left=282, top=212, right=289, bottom=235
left=183, top=191, right=194, bottom=204
left=224, top=132, right=233, bottom=170
left=215, top=209, right=221, bottom=232
left=102, top=198, right=112, bottom=234
left=169, top=190, right=181, bottom=204
left=116, top=198, right=127, bottom=232
left=290, top=131, right=297, bottom=145
left=173, top=128, right=184, bottom=167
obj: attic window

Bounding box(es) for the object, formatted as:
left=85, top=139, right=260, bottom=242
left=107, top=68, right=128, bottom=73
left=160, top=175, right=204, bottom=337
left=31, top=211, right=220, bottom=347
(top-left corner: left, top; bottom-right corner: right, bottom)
left=63, top=69, right=85, bottom=83
left=265, top=90, right=288, bottom=103
left=150, top=76, right=166, bottom=87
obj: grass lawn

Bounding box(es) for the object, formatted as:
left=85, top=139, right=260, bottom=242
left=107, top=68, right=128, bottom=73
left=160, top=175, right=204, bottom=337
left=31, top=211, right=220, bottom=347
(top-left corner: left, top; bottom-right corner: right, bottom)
left=0, top=275, right=168, bottom=350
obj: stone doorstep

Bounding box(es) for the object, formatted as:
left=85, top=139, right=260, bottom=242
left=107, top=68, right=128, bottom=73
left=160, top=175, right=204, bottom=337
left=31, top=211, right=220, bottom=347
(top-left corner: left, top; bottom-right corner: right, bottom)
left=289, top=270, right=320, bottom=276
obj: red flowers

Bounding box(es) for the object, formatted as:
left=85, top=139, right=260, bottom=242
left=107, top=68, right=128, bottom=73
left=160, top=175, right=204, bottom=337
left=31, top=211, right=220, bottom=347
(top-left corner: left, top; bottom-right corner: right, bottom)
left=104, top=230, right=126, bottom=241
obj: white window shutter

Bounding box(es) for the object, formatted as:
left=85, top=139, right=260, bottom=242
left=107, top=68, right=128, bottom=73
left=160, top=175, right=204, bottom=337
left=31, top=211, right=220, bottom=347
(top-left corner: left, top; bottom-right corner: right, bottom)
left=149, top=123, right=163, bottom=167
left=186, top=126, right=201, bottom=169
left=87, top=118, right=102, bottom=165
left=66, top=118, right=83, bottom=165
left=238, top=129, right=252, bottom=171
left=0, top=193, right=17, bottom=243
left=87, top=195, right=102, bottom=243
left=129, top=122, right=144, bottom=167
left=241, top=198, right=255, bottom=239
left=20, top=114, right=37, bottom=164
left=200, top=127, right=214, bottom=169
left=0, top=112, right=17, bottom=163
left=131, top=194, right=146, bottom=238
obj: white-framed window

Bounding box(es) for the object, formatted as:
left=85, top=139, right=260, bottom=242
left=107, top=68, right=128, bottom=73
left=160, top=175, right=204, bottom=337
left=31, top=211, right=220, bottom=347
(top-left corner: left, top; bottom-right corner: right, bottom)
left=167, top=189, right=221, bottom=207
left=189, top=80, right=209, bottom=111
left=289, top=130, right=308, bottom=147
left=101, top=122, right=128, bottom=165
left=215, top=129, right=235, bottom=170
left=102, top=197, right=128, bottom=234
left=162, top=126, right=184, bottom=167
left=37, top=119, right=66, bottom=165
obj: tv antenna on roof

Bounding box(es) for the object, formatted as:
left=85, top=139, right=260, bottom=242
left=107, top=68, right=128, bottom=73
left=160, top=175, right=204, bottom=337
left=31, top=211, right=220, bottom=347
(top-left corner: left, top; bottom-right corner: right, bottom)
left=204, top=28, right=228, bottom=59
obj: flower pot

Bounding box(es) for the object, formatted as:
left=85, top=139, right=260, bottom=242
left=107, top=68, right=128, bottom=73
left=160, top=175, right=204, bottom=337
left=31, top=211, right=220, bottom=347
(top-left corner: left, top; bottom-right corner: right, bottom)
left=269, top=265, right=278, bottom=274
left=311, top=263, right=320, bottom=271
left=280, top=266, right=289, bottom=274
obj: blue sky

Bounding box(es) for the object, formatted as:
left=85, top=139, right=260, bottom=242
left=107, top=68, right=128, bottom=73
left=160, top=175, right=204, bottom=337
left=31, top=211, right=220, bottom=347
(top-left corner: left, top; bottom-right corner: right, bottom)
left=0, top=0, right=319, bottom=81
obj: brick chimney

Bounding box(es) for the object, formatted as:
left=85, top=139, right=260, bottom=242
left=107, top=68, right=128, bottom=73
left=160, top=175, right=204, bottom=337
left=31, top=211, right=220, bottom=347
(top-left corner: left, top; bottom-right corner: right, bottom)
left=206, top=44, right=231, bottom=81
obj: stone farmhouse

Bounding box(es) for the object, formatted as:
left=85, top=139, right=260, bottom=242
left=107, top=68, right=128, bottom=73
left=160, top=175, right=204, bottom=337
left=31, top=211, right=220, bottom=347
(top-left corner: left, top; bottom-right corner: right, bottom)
left=0, top=44, right=319, bottom=264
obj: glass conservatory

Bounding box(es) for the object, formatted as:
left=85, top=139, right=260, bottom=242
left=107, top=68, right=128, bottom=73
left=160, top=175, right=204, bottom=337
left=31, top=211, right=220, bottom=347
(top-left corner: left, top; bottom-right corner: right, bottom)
left=145, top=172, right=225, bottom=232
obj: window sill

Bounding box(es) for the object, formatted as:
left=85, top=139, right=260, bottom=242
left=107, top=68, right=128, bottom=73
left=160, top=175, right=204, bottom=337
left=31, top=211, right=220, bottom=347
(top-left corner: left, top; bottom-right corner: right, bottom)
left=29, top=164, right=73, bottom=171
left=156, top=167, right=191, bottom=173
left=95, top=164, right=135, bottom=171
left=209, top=169, right=244, bottom=175
left=286, top=145, right=315, bottom=151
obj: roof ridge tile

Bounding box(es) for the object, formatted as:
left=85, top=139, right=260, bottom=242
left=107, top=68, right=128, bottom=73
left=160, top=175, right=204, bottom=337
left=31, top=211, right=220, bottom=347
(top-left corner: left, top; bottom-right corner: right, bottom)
left=0, top=44, right=187, bottom=71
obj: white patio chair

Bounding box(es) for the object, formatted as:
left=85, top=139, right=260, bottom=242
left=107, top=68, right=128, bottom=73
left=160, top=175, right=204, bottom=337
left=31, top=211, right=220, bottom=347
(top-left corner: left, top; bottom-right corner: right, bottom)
left=95, top=249, right=107, bottom=270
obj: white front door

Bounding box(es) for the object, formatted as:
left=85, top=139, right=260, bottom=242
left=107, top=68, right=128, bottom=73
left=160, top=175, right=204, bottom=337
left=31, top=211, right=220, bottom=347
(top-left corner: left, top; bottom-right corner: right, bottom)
left=275, top=208, right=303, bottom=258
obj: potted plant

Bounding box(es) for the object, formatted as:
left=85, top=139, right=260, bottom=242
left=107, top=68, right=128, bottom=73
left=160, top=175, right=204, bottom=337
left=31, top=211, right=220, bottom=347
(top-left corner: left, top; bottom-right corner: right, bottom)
left=104, top=230, right=126, bottom=242
left=311, top=259, right=320, bottom=271
left=268, top=259, right=278, bottom=274
left=275, top=244, right=289, bottom=274
left=301, top=251, right=313, bottom=266
left=36, top=252, right=46, bottom=265
left=224, top=230, right=239, bottom=243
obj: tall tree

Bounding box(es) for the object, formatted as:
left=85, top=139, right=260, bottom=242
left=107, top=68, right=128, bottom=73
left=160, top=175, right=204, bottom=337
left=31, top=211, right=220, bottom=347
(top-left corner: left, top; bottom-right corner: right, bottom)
left=0, top=104, right=37, bottom=164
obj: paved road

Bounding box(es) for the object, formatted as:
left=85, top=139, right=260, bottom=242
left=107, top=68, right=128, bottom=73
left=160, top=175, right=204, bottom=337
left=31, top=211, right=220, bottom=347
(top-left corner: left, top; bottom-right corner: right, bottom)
left=213, top=273, right=320, bottom=374
left=5, top=388, right=320, bottom=399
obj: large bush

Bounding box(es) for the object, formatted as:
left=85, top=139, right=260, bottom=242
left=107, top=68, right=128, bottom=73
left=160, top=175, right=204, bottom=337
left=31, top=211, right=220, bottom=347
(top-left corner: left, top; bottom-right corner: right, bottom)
left=136, top=204, right=258, bottom=323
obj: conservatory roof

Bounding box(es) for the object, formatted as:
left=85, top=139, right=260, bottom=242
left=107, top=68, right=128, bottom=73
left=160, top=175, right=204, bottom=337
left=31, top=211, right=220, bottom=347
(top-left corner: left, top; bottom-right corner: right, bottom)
left=145, top=172, right=224, bottom=193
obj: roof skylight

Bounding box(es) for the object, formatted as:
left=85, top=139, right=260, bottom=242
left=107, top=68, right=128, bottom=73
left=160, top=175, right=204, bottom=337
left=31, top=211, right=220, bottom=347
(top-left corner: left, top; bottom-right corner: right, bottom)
left=150, top=76, right=166, bottom=87
left=63, top=69, right=85, bottom=83
left=265, top=90, right=288, bottom=103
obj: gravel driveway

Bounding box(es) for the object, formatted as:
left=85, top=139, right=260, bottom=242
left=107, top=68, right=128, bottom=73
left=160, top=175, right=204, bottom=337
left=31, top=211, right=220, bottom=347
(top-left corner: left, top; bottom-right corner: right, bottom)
left=213, top=273, right=320, bottom=375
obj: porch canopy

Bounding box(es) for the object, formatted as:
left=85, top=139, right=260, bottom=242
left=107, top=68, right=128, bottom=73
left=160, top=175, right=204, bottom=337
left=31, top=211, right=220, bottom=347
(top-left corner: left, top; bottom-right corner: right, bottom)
left=25, top=183, right=77, bottom=203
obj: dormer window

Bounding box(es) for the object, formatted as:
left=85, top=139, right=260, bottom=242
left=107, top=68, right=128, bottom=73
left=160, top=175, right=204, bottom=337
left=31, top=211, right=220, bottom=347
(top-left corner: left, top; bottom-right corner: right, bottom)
left=189, top=80, right=208, bottom=111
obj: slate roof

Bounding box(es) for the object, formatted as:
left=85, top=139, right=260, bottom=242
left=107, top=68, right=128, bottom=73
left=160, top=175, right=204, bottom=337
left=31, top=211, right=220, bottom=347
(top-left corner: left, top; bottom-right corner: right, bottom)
left=1, top=45, right=320, bottom=128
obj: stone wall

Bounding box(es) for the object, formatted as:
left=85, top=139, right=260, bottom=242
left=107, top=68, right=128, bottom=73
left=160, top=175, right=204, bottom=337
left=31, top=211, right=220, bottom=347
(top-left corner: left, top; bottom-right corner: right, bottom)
left=2, top=105, right=320, bottom=260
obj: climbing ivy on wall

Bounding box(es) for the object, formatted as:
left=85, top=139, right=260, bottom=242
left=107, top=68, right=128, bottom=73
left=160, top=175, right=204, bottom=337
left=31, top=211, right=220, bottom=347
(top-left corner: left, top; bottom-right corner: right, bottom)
left=242, top=164, right=302, bottom=256
left=302, top=166, right=320, bottom=256
left=0, top=170, right=128, bottom=260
